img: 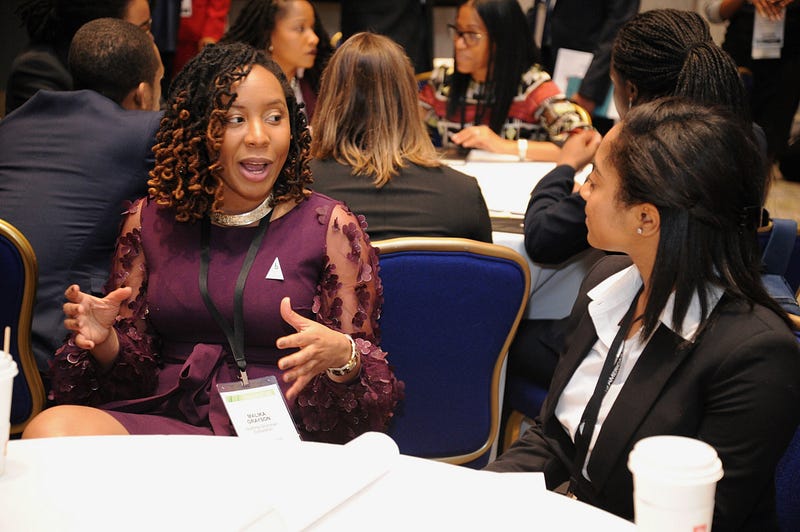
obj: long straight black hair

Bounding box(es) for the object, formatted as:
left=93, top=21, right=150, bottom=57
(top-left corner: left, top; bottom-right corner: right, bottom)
left=447, top=0, right=539, bottom=133
left=612, top=98, right=792, bottom=338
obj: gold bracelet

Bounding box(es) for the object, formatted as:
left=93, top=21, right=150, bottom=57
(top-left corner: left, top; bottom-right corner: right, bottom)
left=327, top=334, right=359, bottom=377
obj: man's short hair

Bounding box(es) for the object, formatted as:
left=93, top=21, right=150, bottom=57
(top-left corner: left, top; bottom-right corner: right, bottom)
left=68, top=18, right=159, bottom=105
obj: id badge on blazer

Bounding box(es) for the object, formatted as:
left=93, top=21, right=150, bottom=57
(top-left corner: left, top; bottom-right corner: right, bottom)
left=217, top=376, right=300, bottom=441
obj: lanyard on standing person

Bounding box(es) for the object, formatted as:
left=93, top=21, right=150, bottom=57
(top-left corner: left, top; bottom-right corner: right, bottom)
left=198, top=214, right=270, bottom=386
left=569, top=286, right=643, bottom=492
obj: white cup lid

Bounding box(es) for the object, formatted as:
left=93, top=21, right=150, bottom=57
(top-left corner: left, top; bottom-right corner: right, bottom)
left=628, top=435, right=723, bottom=484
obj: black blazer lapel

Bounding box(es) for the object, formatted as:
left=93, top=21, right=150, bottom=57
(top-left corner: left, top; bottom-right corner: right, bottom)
left=541, top=309, right=598, bottom=421
left=586, top=324, right=693, bottom=491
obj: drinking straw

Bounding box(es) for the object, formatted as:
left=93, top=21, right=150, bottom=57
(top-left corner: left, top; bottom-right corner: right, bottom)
left=3, top=326, right=9, bottom=354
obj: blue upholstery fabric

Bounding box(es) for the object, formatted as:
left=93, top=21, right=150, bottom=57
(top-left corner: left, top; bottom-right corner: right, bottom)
left=758, top=221, right=800, bottom=293
left=0, top=228, right=30, bottom=426
left=378, top=245, right=528, bottom=468
left=504, top=374, right=548, bottom=423
left=0, top=219, right=43, bottom=434
left=776, top=425, right=800, bottom=531
left=776, top=332, right=800, bottom=531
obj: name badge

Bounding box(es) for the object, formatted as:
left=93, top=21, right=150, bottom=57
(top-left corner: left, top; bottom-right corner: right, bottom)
left=752, top=9, right=785, bottom=60
left=217, top=376, right=300, bottom=441
left=180, top=0, right=192, bottom=18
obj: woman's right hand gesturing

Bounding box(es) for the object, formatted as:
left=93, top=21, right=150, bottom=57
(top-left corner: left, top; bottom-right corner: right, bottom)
left=62, top=284, right=132, bottom=360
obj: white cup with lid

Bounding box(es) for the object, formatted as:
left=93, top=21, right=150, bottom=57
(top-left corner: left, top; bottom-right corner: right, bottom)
left=0, top=349, right=18, bottom=475
left=628, top=435, right=724, bottom=531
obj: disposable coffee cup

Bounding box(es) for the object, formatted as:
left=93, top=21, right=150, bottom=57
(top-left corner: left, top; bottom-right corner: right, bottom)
left=0, top=421, right=9, bottom=476
left=0, top=350, right=18, bottom=476
left=628, top=435, right=723, bottom=532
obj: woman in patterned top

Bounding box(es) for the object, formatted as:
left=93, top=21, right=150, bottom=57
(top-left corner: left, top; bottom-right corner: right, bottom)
left=419, top=0, right=590, bottom=162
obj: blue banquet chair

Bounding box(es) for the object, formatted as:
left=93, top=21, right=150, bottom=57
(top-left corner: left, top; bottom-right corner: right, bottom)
left=373, top=237, right=530, bottom=468
left=0, top=218, right=46, bottom=435
left=776, top=423, right=800, bottom=532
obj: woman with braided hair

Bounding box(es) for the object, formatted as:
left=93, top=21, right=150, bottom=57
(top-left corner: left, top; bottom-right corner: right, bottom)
left=489, top=97, right=800, bottom=530
left=220, top=0, right=333, bottom=121
left=24, top=42, right=403, bottom=442
left=507, top=9, right=755, bottom=409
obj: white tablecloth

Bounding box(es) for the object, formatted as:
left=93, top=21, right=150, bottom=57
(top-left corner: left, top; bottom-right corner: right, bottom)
left=0, top=432, right=634, bottom=531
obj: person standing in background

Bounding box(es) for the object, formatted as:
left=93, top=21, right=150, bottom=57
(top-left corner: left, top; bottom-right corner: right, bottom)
left=339, top=0, right=433, bottom=74
left=704, top=0, right=800, bottom=165
left=172, top=0, right=231, bottom=77
left=529, top=0, right=639, bottom=132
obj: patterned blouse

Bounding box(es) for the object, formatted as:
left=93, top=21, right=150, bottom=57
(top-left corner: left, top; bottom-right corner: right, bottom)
left=419, top=64, right=590, bottom=146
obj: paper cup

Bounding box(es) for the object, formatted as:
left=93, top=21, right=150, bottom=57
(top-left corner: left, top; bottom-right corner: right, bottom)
left=0, top=353, right=19, bottom=420
left=0, top=421, right=9, bottom=476
left=628, top=436, right=723, bottom=532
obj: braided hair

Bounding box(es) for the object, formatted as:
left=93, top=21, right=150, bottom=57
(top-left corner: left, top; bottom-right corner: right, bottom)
left=447, top=0, right=539, bottom=134
left=612, top=9, right=749, bottom=121
left=147, top=42, right=312, bottom=223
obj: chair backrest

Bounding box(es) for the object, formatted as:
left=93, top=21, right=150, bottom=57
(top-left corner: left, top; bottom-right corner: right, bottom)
left=0, top=218, right=45, bottom=435
left=374, top=237, right=531, bottom=467
left=758, top=219, right=800, bottom=293
left=776, top=425, right=800, bottom=532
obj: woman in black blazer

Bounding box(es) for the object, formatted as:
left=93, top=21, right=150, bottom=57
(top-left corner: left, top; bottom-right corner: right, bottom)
left=486, top=98, right=800, bottom=531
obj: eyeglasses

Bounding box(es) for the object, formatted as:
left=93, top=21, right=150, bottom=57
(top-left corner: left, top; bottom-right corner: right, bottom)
left=447, top=24, right=484, bottom=47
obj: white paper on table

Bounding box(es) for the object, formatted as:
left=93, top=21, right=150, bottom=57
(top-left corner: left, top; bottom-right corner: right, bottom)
left=449, top=161, right=556, bottom=217
left=252, top=432, right=399, bottom=531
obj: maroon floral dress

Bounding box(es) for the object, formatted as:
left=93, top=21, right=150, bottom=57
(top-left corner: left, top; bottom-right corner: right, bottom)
left=51, top=193, right=404, bottom=443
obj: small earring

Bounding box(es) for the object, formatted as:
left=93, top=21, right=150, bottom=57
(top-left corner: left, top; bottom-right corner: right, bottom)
left=628, top=98, right=633, bottom=110
left=636, top=227, right=643, bottom=235
left=268, top=44, right=273, bottom=53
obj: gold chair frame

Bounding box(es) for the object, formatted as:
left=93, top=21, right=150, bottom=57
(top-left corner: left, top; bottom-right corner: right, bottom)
left=374, top=237, right=531, bottom=465
left=0, top=218, right=45, bottom=435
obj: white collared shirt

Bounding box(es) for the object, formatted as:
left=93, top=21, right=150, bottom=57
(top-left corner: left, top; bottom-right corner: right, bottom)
left=554, top=264, right=723, bottom=479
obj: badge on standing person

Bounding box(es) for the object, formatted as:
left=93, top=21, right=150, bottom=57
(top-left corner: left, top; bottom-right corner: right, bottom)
left=181, top=0, right=192, bottom=18
left=217, top=376, right=300, bottom=441
left=752, top=8, right=785, bottom=59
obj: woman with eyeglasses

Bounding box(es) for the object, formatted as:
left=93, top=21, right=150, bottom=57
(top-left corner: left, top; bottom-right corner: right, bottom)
left=418, top=0, right=590, bottom=162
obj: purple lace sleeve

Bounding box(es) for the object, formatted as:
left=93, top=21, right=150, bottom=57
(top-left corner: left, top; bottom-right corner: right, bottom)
left=50, top=200, right=160, bottom=405
left=294, top=204, right=404, bottom=443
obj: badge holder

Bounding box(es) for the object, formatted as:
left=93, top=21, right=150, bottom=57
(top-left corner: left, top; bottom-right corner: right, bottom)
left=217, top=375, right=300, bottom=441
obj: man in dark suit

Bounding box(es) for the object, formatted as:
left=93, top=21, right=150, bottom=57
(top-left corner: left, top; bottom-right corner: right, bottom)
left=0, top=18, right=163, bottom=373
left=531, top=0, right=639, bottom=123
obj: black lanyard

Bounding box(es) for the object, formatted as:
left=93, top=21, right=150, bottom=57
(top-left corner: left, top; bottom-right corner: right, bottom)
left=198, top=215, right=270, bottom=386
left=570, top=286, right=643, bottom=486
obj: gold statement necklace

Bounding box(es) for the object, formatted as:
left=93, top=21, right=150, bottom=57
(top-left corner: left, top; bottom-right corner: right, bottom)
left=210, top=194, right=274, bottom=227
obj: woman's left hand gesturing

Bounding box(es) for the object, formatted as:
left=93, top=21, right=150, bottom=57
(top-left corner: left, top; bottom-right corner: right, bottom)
left=276, top=297, right=355, bottom=400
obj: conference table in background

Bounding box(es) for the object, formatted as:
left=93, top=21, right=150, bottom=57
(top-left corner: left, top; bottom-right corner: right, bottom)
left=0, top=432, right=635, bottom=531
left=445, top=153, right=602, bottom=321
